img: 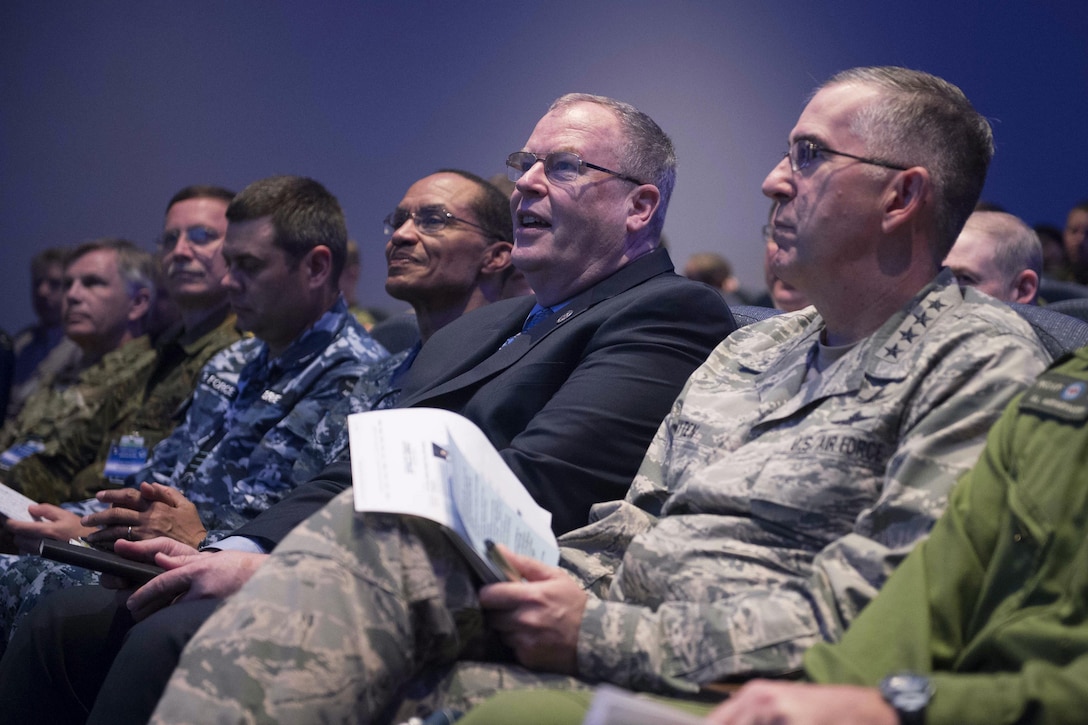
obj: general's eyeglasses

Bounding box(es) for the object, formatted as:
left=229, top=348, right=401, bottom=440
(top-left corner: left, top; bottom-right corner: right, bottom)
left=159, top=226, right=222, bottom=251
left=383, top=206, right=497, bottom=238
left=786, top=139, right=909, bottom=173
left=506, top=151, right=646, bottom=186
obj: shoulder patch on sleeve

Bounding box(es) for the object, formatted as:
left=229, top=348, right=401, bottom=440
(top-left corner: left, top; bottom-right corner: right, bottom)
left=1019, top=372, right=1088, bottom=423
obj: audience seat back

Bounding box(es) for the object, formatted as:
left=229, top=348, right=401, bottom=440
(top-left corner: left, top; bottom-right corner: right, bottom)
left=1008, top=302, right=1088, bottom=359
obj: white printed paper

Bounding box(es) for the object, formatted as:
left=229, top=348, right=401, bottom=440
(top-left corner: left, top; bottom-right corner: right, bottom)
left=348, top=408, right=558, bottom=581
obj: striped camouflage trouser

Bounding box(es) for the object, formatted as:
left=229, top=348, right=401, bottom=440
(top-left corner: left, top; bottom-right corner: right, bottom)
left=149, top=488, right=584, bottom=724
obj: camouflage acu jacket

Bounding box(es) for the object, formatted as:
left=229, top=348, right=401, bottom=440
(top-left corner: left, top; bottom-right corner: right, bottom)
left=136, top=298, right=386, bottom=542
left=0, top=336, right=157, bottom=502
left=5, top=311, right=241, bottom=503
left=560, top=271, right=1051, bottom=694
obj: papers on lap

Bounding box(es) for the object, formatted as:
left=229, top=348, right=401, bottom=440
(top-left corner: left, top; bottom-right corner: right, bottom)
left=584, top=685, right=705, bottom=725
left=0, top=480, right=89, bottom=546
left=0, top=480, right=37, bottom=522
left=347, top=408, right=559, bottom=584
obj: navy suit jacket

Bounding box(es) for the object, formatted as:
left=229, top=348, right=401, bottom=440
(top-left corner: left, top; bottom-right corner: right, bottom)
left=233, top=247, right=736, bottom=542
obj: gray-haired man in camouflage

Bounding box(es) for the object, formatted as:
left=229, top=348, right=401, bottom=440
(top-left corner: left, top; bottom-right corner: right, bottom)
left=0, top=176, right=386, bottom=649
left=145, top=70, right=1054, bottom=723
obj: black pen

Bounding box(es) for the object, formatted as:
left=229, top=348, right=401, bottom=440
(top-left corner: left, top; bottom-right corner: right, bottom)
left=484, top=539, right=525, bottom=582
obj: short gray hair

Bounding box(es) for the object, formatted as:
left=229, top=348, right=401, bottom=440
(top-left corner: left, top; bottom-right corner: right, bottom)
left=549, top=93, right=676, bottom=244
left=818, top=67, right=994, bottom=259
left=962, top=210, right=1042, bottom=283
left=66, top=238, right=156, bottom=303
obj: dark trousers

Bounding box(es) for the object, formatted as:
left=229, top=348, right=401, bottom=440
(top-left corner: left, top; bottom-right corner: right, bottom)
left=0, top=584, right=220, bottom=725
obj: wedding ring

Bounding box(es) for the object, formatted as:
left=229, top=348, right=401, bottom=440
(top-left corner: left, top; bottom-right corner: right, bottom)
left=127, top=525, right=133, bottom=540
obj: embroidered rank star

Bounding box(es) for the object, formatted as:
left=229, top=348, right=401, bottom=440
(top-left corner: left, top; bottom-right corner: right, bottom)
left=884, top=344, right=900, bottom=359
left=899, top=328, right=917, bottom=343
left=927, top=298, right=947, bottom=312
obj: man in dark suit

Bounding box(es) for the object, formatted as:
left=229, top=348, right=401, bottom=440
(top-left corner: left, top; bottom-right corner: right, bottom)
left=1, top=94, right=735, bottom=725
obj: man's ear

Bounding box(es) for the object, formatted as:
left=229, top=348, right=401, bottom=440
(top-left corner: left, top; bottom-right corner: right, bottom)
left=625, top=184, right=661, bottom=235
left=1012, top=269, right=1040, bottom=304
left=881, top=166, right=931, bottom=234
left=480, top=241, right=514, bottom=275
left=304, top=245, right=334, bottom=290
left=127, top=286, right=152, bottom=323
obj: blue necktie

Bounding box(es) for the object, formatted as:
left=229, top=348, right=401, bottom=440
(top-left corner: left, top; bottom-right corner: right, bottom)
left=522, top=305, right=554, bottom=332
left=500, top=306, right=554, bottom=349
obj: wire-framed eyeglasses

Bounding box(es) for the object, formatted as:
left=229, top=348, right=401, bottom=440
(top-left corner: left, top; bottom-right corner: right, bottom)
left=383, top=206, right=498, bottom=238
left=506, top=151, right=646, bottom=186
left=786, top=139, right=908, bottom=173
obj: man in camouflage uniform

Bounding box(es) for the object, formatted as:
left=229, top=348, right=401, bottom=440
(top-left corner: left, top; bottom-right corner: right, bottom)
left=3, top=185, right=242, bottom=505
left=0, top=239, right=158, bottom=503
left=0, top=175, right=386, bottom=651
left=137, top=70, right=1057, bottom=724
left=0, top=94, right=741, bottom=725
left=0, top=167, right=526, bottom=722
left=126, top=72, right=1047, bottom=723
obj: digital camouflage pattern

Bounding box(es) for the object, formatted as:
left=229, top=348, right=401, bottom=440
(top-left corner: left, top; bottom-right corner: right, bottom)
left=0, top=336, right=156, bottom=503
left=291, top=344, right=416, bottom=483
left=153, top=498, right=498, bottom=724
left=4, top=312, right=241, bottom=504
left=0, top=299, right=385, bottom=650
left=565, top=272, right=1049, bottom=692
left=150, top=272, right=1050, bottom=723
left=3, top=336, right=81, bottom=425
left=135, top=297, right=386, bottom=542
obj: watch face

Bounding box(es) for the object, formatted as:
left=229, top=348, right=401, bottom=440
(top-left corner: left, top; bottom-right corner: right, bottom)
left=893, top=689, right=930, bottom=712
left=881, top=672, right=934, bottom=713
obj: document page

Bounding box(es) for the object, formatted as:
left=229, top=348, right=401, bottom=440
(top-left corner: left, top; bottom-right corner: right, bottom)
left=0, top=481, right=37, bottom=522
left=348, top=408, right=558, bottom=581
left=348, top=408, right=458, bottom=526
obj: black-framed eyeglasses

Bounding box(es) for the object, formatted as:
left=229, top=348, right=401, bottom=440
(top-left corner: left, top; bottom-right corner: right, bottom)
left=786, top=139, right=909, bottom=173
left=159, top=225, right=222, bottom=251
left=383, top=206, right=498, bottom=238
left=506, top=151, right=646, bottom=186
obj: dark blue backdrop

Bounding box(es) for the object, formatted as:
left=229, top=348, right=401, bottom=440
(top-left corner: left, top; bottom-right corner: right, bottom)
left=2, top=0, right=1085, bottom=332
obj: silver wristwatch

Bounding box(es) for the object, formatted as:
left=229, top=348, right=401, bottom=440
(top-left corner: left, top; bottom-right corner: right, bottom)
left=879, top=672, right=933, bottom=724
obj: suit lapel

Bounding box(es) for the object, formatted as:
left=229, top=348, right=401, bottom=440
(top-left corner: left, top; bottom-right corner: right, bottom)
left=399, top=247, right=675, bottom=406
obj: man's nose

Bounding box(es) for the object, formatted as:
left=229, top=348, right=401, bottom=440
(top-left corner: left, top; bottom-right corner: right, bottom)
left=170, top=233, right=198, bottom=258
left=515, top=159, right=548, bottom=196
left=761, top=154, right=794, bottom=201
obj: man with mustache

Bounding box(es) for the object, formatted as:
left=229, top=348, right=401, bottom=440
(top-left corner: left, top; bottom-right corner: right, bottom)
left=0, top=176, right=386, bottom=652
left=150, top=71, right=1052, bottom=725
left=0, top=96, right=737, bottom=724
left=3, top=186, right=242, bottom=505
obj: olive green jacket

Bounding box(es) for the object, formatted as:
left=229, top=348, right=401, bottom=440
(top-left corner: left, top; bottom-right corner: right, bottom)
left=806, top=346, right=1088, bottom=724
